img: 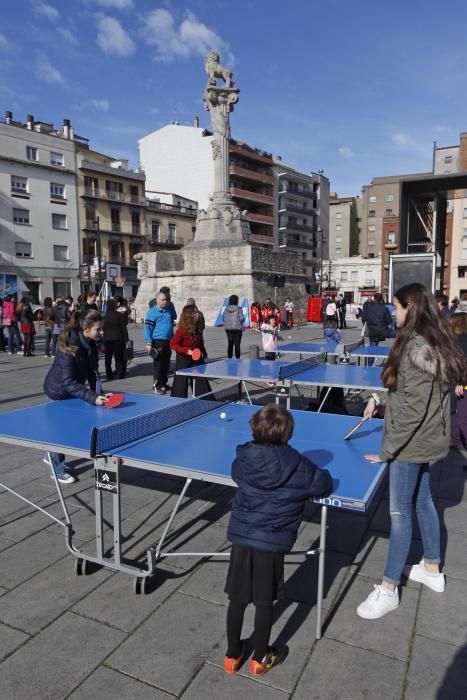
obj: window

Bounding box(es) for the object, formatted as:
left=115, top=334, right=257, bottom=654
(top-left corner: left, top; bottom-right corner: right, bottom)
left=131, top=210, right=140, bottom=234
left=192, top=226, right=196, bottom=240
left=168, top=223, right=176, bottom=243
left=130, top=185, right=139, bottom=202
left=462, top=250, right=467, bottom=260
left=52, top=213, right=67, bottom=229
left=385, top=208, right=393, bottom=216
left=13, top=208, right=30, bottom=224
left=110, top=208, right=121, bottom=232
left=351, top=270, right=358, bottom=280
left=129, top=242, right=143, bottom=259
left=50, top=151, right=64, bottom=166
left=458, top=267, right=467, bottom=278
left=336, top=235, right=342, bottom=242
left=106, top=180, right=123, bottom=199
left=365, top=270, right=373, bottom=281
left=368, top=210, right=375, bottom=217
left=368, top=252, right=375, bottom=258
left=335, top=247, right=341, bottom=255
left=463, top=228, right=467, bottom=241
left=464, top=208, right=467, bottom=219
left=336, top=212, right=342, bottom=219
left=341, top=271, right=348, bottom=281
left=26, top=146, right=38, bottom=161
left=385, top=194, right=394, bottom=202
left=444, top=155, right=453, bottom=164
left=84, top=175, right=98, bottom=195
left=53, top=245, right=69, bottom=261
left=368, top=240, right=375, bottom=245
left=386, top=231, right=396, bottom=244
left=11, top=175, right=28, bottom=193
left=15, top=242, right=32, bottom=257
left=336, top=224, right=342, bottom=231
left=369, top=195, right=376, bottom=203
left=50, top=182, right=65, bottom=199
left=151, top=221, right=160, bottom=243
left=368, top=225, right=376, bottom=232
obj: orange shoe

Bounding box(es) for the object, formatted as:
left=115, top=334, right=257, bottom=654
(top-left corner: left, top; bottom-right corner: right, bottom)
left=224, top=645, right=244, bottom=673
left=249, top=648, right=280, bottom=676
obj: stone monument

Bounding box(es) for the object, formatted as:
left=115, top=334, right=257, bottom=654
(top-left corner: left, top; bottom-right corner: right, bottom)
left=133, top=52, right=307, bottom=325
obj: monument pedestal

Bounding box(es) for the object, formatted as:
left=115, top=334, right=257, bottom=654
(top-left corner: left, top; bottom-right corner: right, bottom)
left=133, top=244, right=308, bottom=325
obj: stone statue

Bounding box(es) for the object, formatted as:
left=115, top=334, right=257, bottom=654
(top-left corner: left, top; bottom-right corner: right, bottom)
left=205, top=51, right=234, bottom=89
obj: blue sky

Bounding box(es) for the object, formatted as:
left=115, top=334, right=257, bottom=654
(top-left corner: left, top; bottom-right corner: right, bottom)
left=2, top=0, right=467, bottom=196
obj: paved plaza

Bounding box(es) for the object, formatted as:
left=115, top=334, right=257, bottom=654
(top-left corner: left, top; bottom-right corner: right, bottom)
left=0, top=321, right=466, bottom=699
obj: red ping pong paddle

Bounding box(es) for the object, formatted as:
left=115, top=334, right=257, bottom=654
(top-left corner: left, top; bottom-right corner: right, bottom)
left=106, top=392, right=125, bottom=408
left=191, top=348, right=202, bottom=361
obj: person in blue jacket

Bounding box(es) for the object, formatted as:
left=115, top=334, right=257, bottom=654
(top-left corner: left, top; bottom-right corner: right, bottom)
left=144, top=291, right=175, bottom=394
left=43, top=310, right=109, bottom=483
left=323, top=317, right=341, bottom=344
left=223, top=404, right=332, bottom=677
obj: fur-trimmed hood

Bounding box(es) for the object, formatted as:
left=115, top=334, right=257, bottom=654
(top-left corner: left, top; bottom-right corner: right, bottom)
left=407, top=334, right=449, bottom=384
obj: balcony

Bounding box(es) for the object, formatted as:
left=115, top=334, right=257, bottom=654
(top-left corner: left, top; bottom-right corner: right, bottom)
left=281, top=222, right=314, bottom=233
left=360, top=280, right=376, bottom=289
left=78, top=157, right=145, bottom=182
left=229, top=165, right=274, bottom=185
left=279, top=203, right=316, bottom=216
left=278, top=185, right=315, bottom=200
left=82, top=186, right=146, bottom=206
left=384, top=242, right=398, bottom=250
left=282, top=238, right=315, bottom=251
left=108, top=255, right=126, bottom=265
left=230, top=187, right=274, bottom=205
left=148, top=201, right=197, bottom=216
left=251, top=233, right=274, bottom=246
left=83, top=220, right=144, bottom=235
left=229, top=143, right=273, bottom=165
left=247, top=212, right=274, bottom=226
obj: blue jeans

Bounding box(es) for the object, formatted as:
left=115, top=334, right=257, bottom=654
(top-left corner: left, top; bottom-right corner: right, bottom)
left=8, top=324, right=22, bottom=353
left=44, top=327, right=53, bottom=355
left=384, top=460, right=441, bottom=585
left=46, top=452, right=67, bottom=477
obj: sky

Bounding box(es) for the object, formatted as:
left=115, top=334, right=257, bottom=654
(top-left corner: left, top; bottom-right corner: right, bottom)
left=2, top=0, right=467, bottom=196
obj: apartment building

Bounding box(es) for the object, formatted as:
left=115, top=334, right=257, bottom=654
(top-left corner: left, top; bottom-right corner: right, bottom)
left=146, top=191, right=197, bottom=249
left=321, top=255, right=382, bottom=303
left=76, top=146, right=146, bottom=298
left=0, top=112, right=81, bottom=301
left=329, top=193, right=360, bottom=259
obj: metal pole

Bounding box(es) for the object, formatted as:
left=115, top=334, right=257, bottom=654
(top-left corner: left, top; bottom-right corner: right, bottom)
left=319, top=229, right=323, bottom=297
left=86, top=232, right=91, bottom=292
left=96, top=216, right=103, bottom=295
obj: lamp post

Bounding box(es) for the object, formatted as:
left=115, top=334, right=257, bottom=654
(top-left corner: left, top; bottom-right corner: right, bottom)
left=95, top=216, right=103, bottom=293
left=316, top=226, right=324, bottom=297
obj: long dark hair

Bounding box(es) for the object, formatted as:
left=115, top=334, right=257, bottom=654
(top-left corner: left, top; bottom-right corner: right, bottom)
left=381, top=283, right=465, bottom=389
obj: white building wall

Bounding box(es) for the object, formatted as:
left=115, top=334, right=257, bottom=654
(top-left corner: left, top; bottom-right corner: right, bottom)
left=139, top=124, right=213, bottom=210
left=322, top=255, right=382, bottom=303
left=0, top=122, right=80, bottom=301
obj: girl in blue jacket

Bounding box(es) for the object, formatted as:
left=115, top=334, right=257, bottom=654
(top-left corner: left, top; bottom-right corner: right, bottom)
left=43, top=310, right=109, bottom=483
left=224, top=404, right=332, bottom=676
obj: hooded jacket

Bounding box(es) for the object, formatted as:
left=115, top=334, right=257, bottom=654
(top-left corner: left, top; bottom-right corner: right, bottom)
left=223, top=305, right=244, bottom=330
left=227, top=442, right=332, bottom=553
left=380, top=333, right=451, bottom=463
left=362, top=301, right=392, bottom=341
left=43, top=329, right=99, bottom=404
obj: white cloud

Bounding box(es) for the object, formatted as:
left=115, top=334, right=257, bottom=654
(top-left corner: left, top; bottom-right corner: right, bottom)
left=96, top=15, right=135, bottom=57
left=58, top=27, right=78, bottom=45
left=34, top=3, right=60, bottom=23
left=94, top=0, right=133, bottom=8
left=0, top=33, right=10, bottom=50
left=142, top=9, right=233, bottom=64
left=391, top=132, right=411, bottom=146
left=36, top=54, right=65, bottom=84
left=338, top=145, right=354, bottom=159
left=74, top=98, right=110, bottom=112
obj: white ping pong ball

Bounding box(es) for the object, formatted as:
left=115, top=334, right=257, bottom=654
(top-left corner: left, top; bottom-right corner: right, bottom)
left=220, top=412, right=227, bottom=420
left=288, top=335, right=292, bottom=339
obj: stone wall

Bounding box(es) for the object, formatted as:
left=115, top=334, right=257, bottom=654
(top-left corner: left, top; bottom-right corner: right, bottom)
left=133, top=244, right=308, bottom=325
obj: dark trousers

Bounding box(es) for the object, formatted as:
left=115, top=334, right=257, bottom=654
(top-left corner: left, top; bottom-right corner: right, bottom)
left=226, top=600, right=273, bottom=662
left=171, top=352, right=212, bottom=398
left=8, top=324, right=22, bottom=353
left=226, top=329, right=242, bottom=359
left=104, top=340, right=125, bottom=379
left=151, top=339, right=171, bottom=388
left=22, top=333, right=32, bottom=356
left=337, top=311, right=346, bottom=329
left=451, top=391, right=467, bottom=449
left=286, top=311, right=293, bottom=327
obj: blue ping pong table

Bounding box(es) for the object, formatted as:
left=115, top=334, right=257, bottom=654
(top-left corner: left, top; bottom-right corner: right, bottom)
left=0, top=391, right=385, bottom=639
left=277, top=340, right=392, bottom=364
left=177, top=357, right=384, bottom=410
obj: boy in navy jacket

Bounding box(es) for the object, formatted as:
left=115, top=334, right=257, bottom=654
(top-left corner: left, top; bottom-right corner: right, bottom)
left=224, top=404, right=332, bottom=676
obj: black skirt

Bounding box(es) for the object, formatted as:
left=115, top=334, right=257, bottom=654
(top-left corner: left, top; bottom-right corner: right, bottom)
left=225, top=543, right=284, bottom=604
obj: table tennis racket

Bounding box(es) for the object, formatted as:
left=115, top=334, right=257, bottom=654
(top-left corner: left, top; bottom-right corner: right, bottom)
left=343, top=416, right=368, bottom=440
left=106, top=392, right=125, bottom=408
left=191, top=348, right=202, bottom=361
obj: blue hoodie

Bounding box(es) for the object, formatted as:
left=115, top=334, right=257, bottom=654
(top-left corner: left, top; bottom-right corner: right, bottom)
left=227, top=442, right=332, bottom=553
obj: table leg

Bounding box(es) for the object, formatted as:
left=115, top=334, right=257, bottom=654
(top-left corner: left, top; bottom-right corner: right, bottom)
left=316, top=505, right=328, bottom=640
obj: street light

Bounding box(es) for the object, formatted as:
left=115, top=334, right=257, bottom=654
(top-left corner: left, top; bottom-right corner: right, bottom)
left=316, top=226, right=324, bottom=297
left=94, top=216, right=103, bottom=293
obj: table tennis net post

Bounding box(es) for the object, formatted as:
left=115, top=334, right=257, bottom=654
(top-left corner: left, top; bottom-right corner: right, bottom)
left=90, top=389, right=231, bottom=458
left=343, top=339, right=363, bottom=355
left=278, top=352, right=326, bottom=381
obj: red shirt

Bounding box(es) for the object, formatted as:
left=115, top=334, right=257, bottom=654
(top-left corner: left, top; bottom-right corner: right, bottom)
left=170, top=327, right=206, bottom=356
left=250, top=305, right=259, bottom=323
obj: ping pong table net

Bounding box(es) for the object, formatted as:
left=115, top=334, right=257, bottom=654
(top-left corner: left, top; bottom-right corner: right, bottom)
left=343, top=340, right=363, bottom=356
left=90, top=385, right=234, bottom=458
left=277, top=353, right=326, bottom=381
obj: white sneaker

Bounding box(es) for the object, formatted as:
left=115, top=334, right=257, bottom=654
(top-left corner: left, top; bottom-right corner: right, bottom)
left=357, top=584, right=399, bottom=619
left=403, top=560, right=445, bottom=592
left=57, top=471, right=77, bottom=485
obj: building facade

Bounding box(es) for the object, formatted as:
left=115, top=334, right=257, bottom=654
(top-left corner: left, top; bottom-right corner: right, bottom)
left=0, top=112, right=82, bottom=301
left=146, top=191, right=197, bottom=250
left=76, top=146, right=146, bottom=298
left=321, top=255, right=382, bottom=303
left=329, top=193, right=360, bottom=260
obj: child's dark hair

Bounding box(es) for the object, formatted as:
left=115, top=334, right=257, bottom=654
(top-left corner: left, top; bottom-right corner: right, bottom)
left=250, top=404, right=294, bottom=445
left=229, top=294, right=239, bottom=305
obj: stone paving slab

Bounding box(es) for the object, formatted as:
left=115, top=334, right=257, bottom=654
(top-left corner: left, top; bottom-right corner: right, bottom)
left=405, top=634, right=467, bottom=700
left=181, top=662, right=289, bottom=700
left=0, top=611, right=126, bottom=700
left=107, top=592, right=227, bottom=696
left=68, top=665, right=173, bottom=700
left=0, top=555, right=113, bottom=634
left=437, top=496, right=467, bottom=535
left=292, top=636, right=406, bottom=700
left=416, top=576, right=467, bottom=648
left=350, top=530, right=422, bottom=588
left=0, top=496, right=82, bottom=543
left=442, top=530, right=467, bottom=580
left=324, top=573, right=419, bottom=661
left=0, top=621, right=30, bottom=661
left=0, top=530, right=72, bottom=588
